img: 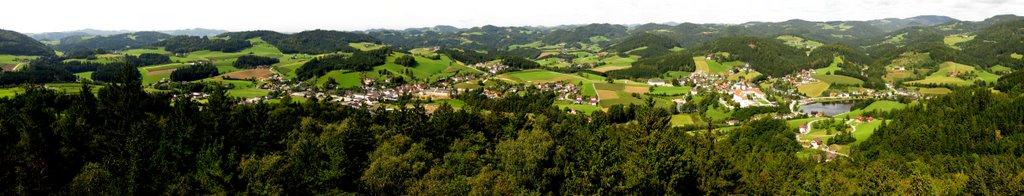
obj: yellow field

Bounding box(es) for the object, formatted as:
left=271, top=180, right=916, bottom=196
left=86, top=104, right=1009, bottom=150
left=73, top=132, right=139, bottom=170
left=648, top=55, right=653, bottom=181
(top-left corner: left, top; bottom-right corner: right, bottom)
left=693, top=57, right=710, bottom=73
left=597, top=90, right=619, bottom=100
left=798, top=82, right=830, bottom=97
left=624, top=86, right=650, bottom=94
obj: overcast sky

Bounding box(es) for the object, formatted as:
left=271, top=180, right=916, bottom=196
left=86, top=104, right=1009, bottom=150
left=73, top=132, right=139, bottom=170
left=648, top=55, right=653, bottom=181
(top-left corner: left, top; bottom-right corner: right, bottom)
left=4, top=0, right=1023, bottom=33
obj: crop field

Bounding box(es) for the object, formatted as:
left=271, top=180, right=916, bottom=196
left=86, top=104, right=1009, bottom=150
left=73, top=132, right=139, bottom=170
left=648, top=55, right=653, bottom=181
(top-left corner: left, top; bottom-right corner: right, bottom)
left=797, top=82, right=830, bottom=97
left=623, top=85, right=650, bottom=94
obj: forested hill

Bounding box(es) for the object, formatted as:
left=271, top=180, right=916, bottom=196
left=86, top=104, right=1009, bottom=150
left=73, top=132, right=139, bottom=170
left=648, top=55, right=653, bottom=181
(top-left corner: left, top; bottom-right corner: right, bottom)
left=692, top=36, right=814, bottom=77
left=0, top=29, right=54, bottom=56
left=220, top=30, right=379, bottom=54
left=54, top=31, right=172, bottom=51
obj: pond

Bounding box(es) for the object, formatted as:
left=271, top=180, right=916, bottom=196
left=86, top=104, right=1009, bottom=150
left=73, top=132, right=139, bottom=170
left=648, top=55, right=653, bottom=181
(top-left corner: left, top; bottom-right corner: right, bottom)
left=799, top=102, right=856, bottom=116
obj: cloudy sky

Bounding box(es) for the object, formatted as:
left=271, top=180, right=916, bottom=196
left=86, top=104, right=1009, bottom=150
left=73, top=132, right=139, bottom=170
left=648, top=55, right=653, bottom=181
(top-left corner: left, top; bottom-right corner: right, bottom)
left=4, top=0, right=1022, bottom=33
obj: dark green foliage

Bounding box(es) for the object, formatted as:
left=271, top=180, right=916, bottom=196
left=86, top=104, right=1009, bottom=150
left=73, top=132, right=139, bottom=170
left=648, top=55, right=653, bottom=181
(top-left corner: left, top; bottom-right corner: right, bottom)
left=437, top=48, right=493, bottom=64
left=125, top=53, right=171, bottom=66
left=91, top=64, right=141, bottom=83
left=295, top=48, right=391, bottom=79
left=995, top=70, right=1024, bottom=93
left=731, top=106, right=789, bottom=120
left=607, top=51, right=695, bottom=78
left=233, top=55, right=280, bottom=68
left=0, top=29, right=55, bottom=56
left=693, top=36, right=811, bottom=77
left=170, top=64, right=219, bottom=81
left=727, top=119, right=803, bottom=153
left=606, top=33, right=679, bottom=54
left=0, top=64, right=76, bottom=85
left=498, top=56, right=539, bottom=70
left=55, top=32, right=171, bottom=51
left=158, top=36, right=252, bottom=53
left=394, top=55, right=417, bottom=67
left=959, top=19, right=1024, bottom=69
left=269, top=30, right=379, bottom=54
left=542, top=23, right=628, bottom=45
left=859, top=88, right=1024, bottom=156
left=63, top=48, right=108, bottom=59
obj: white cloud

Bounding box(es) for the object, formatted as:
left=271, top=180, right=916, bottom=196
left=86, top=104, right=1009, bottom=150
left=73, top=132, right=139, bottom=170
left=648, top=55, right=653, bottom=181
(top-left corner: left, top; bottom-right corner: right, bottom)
left=2, top=0, right=1022, bottom=33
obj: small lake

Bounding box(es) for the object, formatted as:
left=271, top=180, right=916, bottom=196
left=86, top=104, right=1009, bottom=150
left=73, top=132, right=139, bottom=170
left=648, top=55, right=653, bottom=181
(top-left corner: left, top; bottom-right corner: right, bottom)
left=799, top=102, right=856, bottom=116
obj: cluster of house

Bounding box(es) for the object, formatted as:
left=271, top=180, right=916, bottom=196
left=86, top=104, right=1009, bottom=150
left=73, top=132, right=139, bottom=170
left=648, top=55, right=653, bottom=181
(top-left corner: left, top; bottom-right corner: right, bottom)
left=782, top=69, right=818, bottom=85
left=471, top=62, right=508, bottom=74
left=257, top=74, right=292, bottom=91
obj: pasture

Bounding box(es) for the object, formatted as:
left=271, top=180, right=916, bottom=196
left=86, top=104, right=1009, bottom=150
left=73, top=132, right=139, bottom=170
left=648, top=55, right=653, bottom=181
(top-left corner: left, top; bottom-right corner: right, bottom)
left=797, top=82, right=830, bottom=97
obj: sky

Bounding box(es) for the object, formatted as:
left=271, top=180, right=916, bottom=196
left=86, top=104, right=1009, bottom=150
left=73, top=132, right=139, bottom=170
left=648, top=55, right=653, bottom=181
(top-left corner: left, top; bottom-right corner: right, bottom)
left=4, top=0, right=1023, bottom=33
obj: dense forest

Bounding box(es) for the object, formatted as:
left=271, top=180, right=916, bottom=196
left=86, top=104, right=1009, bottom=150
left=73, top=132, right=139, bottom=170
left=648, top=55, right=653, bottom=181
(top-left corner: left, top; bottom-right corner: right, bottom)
left=295, top=48, right=392, bottom=79
left=157, top=36, right=252, bottom=53
left=54, top=32, right=171, bottom=51
left=170, top=64, right=220, bottom=82
left=1, top=66, right=1023, bottom=194
left=608, top=51, right=696, bottom=79
left=0, top=29, right=55, bottom=56
left=233, top=55, right=280, bottom=69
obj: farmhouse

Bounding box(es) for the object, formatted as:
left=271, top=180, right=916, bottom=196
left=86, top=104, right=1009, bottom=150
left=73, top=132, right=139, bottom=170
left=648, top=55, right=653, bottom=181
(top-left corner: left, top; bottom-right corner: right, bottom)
left=799, top=124, right=810, bottom=134
left=811, top=138, right=824, bottom=149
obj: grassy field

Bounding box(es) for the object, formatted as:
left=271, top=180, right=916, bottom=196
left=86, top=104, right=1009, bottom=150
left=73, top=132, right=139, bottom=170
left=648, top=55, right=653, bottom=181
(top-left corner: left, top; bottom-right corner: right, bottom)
left=670, top=113, right=704, bottom=126
left=589, top=55, right=637, bottom=72
left=651, top=86, right=691, bottom=95
left=813, top=74, right=864, bottom=85
left=709, top=60, right=741, bottom=73
left=349, top=42, right=385, bottom=51
left=693, top=57, right=710, bottom=73
left=317, top=70, right=364, bottom=88
left=816, top=56, right=843, bottom=75
left=919, top=87, right=952, bottom=95
left=798, top=82, right=830, bottom=97
left=121, top=47, right=172, bottom=55
left=556, top=103, right=603, bottom=114
left=1013, top=53, right=1023, bottom=60
left=227, top=88, right=271, bottom=98
left=836, top=100, right=907, bottom=118
left=943, top=34, right=975, bottom=50
left=905, top=62, right=978, bottom=86
left=777, top=35, right=824, bottom=48
left=500, top=69, right=582, bottom=83
left=884, top=70, right=915, bottom=82
left=0, top=55, right=39, bottom=71
left=851, top=120, right=884, bottom=145
left=991, top=65, right=1013, bottom=73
